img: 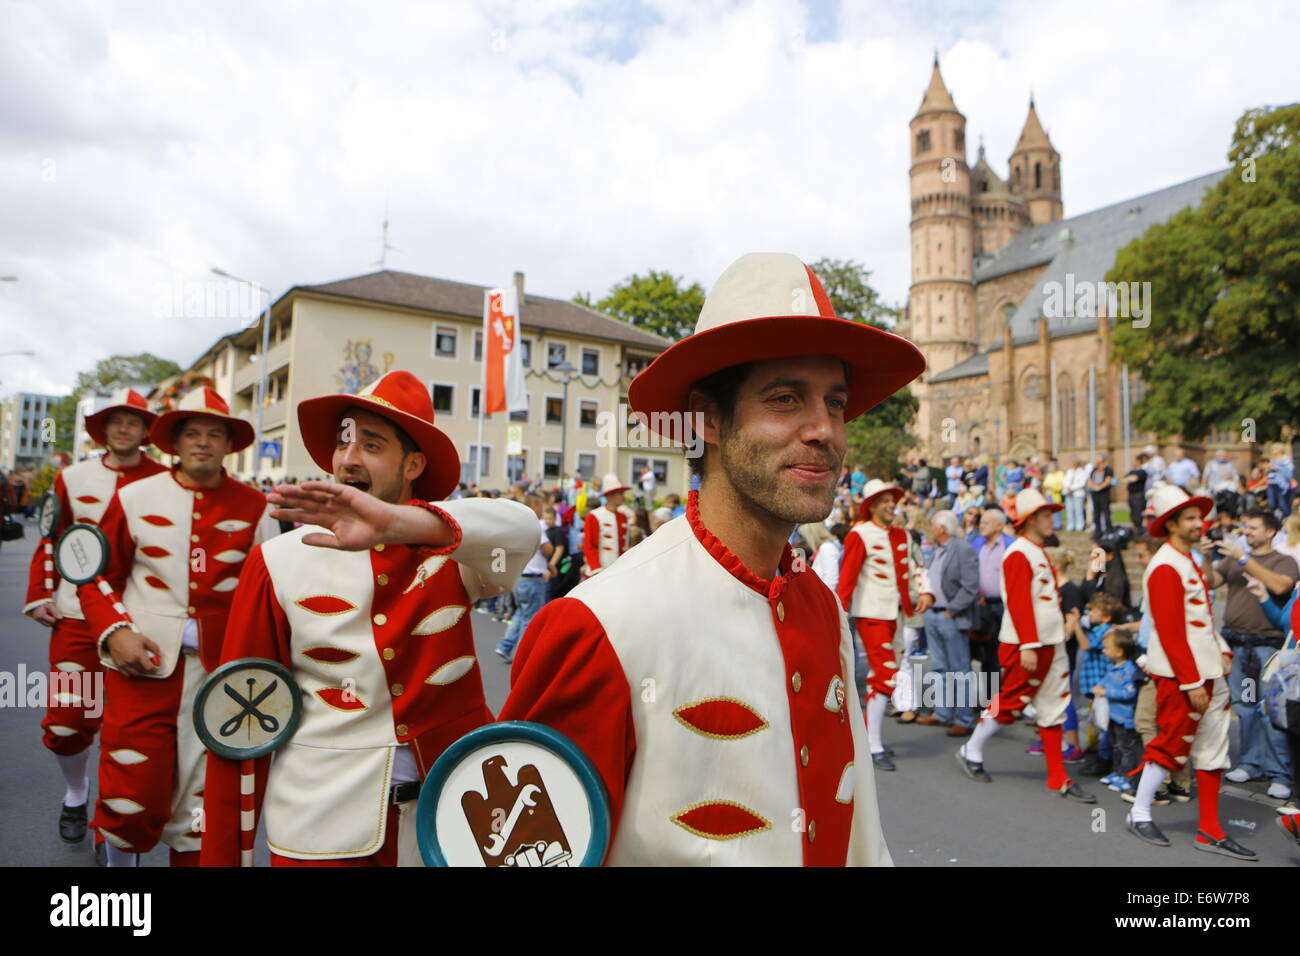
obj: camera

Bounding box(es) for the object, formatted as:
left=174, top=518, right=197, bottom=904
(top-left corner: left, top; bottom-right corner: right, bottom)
left=1095, top=525, right=1134, bottom=554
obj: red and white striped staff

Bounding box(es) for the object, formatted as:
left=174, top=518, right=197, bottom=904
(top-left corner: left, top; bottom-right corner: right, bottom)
left=240, top=760, right=256, bottom=866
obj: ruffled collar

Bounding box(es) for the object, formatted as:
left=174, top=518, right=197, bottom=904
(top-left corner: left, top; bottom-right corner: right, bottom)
left=685, top=490, right=798, bottom=600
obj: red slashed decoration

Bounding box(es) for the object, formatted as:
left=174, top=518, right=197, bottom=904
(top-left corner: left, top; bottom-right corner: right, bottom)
left=141, top=515, right=174, bottom=526
left=302, top=646, right=360, bottom=664
left=295, top=595, right=358, bottom=616
left=143, top=576, right=170, bottom=590
left=672, top=697, right=769, bottom=740
left=671, top=801, right=772, bottom=840
left=75, top=495, right=101, bottom=504
left=315, top=687, right=367, bottom=711
left=140, top=546, right=172, bottom=558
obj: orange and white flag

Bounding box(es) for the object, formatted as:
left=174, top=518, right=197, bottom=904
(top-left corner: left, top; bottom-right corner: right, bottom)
left=484, top=288, right=526, bottom=414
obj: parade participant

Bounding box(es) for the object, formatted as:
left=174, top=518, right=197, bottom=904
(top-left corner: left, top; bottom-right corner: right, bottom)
left=77, top=387, right=279, bottom=866
left=956, top=488, right=1096, bottom=803
left=23, top=389, right=166, bottom=848
left=836, top=479, right=933, bottom=770
left=1126, top=486, right=1255, bottom=859
left=582, top=472, right=631, bottom=577
left=498, top=252, right=924, bottom=864
left=199, top=371, right=538, bottom=866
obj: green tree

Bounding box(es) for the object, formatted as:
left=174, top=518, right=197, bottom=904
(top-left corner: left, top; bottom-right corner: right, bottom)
left=574, top=270, right=705, bottom=343
left=50, top=352, right=180, bottom=452
left=807, top=258, right=920, bottom=476
left=1109, top=103, right=1300, bottom=442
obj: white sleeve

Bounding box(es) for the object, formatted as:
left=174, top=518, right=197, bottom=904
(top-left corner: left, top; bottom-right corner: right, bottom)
left=422, top=498, right=542, bottom=602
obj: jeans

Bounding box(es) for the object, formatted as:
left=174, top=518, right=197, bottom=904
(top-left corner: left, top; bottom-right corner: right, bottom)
left=922, top=609, right=976, bottom=727
left=496, top=576, right=549, bottom=656
left=1065, top=493, right=1085, bottom=532
left=1268, top=484, right=1293, bottom=519
left=1227, top=641, right=1293, bottom=782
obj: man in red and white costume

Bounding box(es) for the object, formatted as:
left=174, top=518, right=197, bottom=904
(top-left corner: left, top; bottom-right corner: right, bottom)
left=1126, top=486, right=1254, bottom=859
left=582, top=472, right=631, bottom=577
left=200, top=371, right=538, bottom=866
left=836, top=479, right=932, bottom=771
left=77, top=387, right=279, bottom=866
left=499, top=252, right=925, bottom=865
left=956, top=488, right=1096, bottom=803
left=23, top=388, right=166, bottom=848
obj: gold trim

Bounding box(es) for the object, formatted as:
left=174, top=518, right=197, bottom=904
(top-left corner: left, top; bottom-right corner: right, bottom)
left=360, top=394, right=399, bottom=410
left=671, top=696, right=770, bottom=741
left=670, top=800, right=772, bottom=841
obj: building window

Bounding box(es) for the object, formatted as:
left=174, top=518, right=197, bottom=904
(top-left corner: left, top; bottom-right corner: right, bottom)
left=954, top=130, right=964, bottom=152
left=509, top=393, right=529, bottom=423
left=430, top=383, right=454, bottom=416
left=577, top=453, right=596, bottom=481
left=547, top=342, right=567, bottom=369
left=507, top=450, right=527, bottom=483
left=464, top=444, right=491, bottom=481
left=469, top=387, right=492, bottom=420
left=434, top=326, right=457, bottom=358
left=916, top=129, right=931, bottom=153
left=543, top=450, right=562, bottom=480
left=521, top=339, right=532, bottom=368
left=579, top=400, right=598, bottom=428
left=474, top=331, right=483, bottom=362
left=545, top=395, right=564, bottom=425
left=1034, top=162, right=1042, bottom=189
left=582, top=347, right=600, bottom=376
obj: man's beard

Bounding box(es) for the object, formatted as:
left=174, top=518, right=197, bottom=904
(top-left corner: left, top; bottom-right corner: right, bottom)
left=717, top=428, right=840, bottom=526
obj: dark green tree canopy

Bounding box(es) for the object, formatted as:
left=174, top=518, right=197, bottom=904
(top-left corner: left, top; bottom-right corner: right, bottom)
left=48, top=352, right=180, bottom=452
left=574, top=270, right=705, bottom=343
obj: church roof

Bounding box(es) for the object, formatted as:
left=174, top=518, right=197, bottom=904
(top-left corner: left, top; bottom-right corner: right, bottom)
left=972, top=145, right=1019, bottom=202
left=916, top=58, right=960, bottom=116
left=1012, top=99, right=1054, bottom=154
left=980, top=169, right=1229, bottom=343
left=928, top=351, right=989, bottom=383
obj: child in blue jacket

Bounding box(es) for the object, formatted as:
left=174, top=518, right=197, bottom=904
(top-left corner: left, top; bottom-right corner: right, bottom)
left=1094, top=629, right=1143, bottom=795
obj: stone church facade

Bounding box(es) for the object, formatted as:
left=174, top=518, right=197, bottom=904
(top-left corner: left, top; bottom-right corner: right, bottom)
left=898, top=57, right=1232, bottom=470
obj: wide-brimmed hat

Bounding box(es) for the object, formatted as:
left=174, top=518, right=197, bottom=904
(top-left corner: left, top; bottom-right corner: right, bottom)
left=85, top=388, right=157, bottom=446
left=297, top=370, right=459, bottom=501
left=858, top=479, right=905, bottom=520
left=627, top=253, right=925, bottom=437
left=597, top=472, right=633, bottom=497
left=150, top=387, right=254, bottom=455
left=1147, top=485, right=1214, bottom=538
left=1010, top=488, right=1063, bottom=529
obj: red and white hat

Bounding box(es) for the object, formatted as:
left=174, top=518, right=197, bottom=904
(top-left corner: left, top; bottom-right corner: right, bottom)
left=84, top=388, right=157, bottom=446
left=1010, top=488, right=1063, bottom=529
left=627, top=253, right=925, bottom=436
left=597, top=472, right=633, bottom=497
left=150, top=387, right=255, bottom=455
left=1147, top=484, right=1213, bottom=538
left=297, top=370, right=459, bottom=501
left=858, top=478, right=904, bottom=520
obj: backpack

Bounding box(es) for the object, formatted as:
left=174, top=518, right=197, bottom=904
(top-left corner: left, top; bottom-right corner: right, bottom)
left=1262, top=647, right=1300, bottom=733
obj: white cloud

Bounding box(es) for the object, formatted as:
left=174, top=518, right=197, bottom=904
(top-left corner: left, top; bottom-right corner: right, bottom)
left=0, top=0, right=1294, bottom=397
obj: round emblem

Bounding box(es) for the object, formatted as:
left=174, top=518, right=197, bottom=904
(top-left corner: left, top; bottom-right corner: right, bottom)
left=53, top=523, right=109, bottom=585
left=38, top=492, right=61, bottom=539
left=417, top=721, right=611, bottom=867
left=193, top=658, right=302, bottom=760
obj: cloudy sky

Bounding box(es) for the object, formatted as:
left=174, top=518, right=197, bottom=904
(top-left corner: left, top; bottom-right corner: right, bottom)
left=1, top=0, right=1294, bottom=397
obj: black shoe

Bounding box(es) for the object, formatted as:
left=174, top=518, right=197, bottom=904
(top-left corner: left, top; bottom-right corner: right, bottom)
left=872, top=752, right=896, bottom=772
left=1194, top=831, right=1258, bottom=861
left=59, top=803, right=87, bottom=843
left=955, top=747, right=992, bottom=783
left=1122, top=788, right=1170, bottom=806
left=1127, top=814, right=1171, bottom=847
left=1059, top=781, right=1097, bottom=804
left=93, top=841, right=107, bottom=867
left=1166, top=782, right=1193, bottom=803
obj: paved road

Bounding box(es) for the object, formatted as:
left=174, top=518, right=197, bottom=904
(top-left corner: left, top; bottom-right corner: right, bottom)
left=2, top=522, right=1295, bottom=866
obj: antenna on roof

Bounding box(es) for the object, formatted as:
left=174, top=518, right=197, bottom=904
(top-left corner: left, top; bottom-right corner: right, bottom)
left=372, top=206, right=401, bottom=268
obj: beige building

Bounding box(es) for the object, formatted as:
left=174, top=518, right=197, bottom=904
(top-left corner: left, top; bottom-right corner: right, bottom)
left=0, top=391, right=59, bottom=471
left=166, top=270, right=683, bottom=496
left=901, top=57, right=1238, bottom=473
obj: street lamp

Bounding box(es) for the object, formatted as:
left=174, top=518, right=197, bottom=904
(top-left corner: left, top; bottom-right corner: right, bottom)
left=212, top=267, right=272, bottom=481
left=554, top=360, right=576, bottom=484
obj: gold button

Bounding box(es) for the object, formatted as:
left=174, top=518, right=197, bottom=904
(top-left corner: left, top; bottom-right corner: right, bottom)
left=382, top=647, right=395, bottom=660
left=776, top=601, right=785, bottom=622
left=191, top=534, right=200, bottom=543
left=396, top=723, right=408, bottom=736
left=800, top=745, right=809, bottom=767
left=192, top=512, right=201, bottom=520
left=188, top=605, right=196, bottom=614
left=190, top=582, right=198, bottom=590
left=792, top=672, right=802, bottom=693
left=374, top=544, right=385, bottom=552
left=195, top=492, right=204, bottom=500
left=807, top=821, right=816, bottom=843
left=373, top=613, right=387, bottom=626
left=377, top=573, right=389, bottom=586
left=391, top=683, right=404, bottom=696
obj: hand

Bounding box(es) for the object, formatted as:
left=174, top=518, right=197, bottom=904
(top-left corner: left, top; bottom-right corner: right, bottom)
left=543, top=566, right=555, bottom=581
left=1223, top=652, right=1233, bottom=672
left=1093, top=686, right=1106, bottom=697
left=1020, top=648, right=1038, bottom=672
left=1187, top=685, right=1209, bottom=713
left=1217, top=537, right=1245, bottom=562
left=269, top=481, right=453, bottom=551
left=943, top=609, right=952, bottom=618
left=1244, top=574, right=1267, bottom=601
left=106, top=628, right=161, bottom=677
left=916, top=594, right=935, bottom=614
left=29, top=603, right=62, bottom=627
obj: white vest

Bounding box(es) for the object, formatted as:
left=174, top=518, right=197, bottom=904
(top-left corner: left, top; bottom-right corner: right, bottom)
left=1143, top=542, right=1229, bottom=686
left=54, top=459, right=123, bottom=619
left=847, top=521, right=924, bottom=621
left=585, top=505, right=624, bottom=574
left=998, top=536, right=1065, bottom=647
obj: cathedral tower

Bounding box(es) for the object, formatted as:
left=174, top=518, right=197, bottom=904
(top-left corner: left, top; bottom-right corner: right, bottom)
left=1008, top=98, right=1063, bottom=226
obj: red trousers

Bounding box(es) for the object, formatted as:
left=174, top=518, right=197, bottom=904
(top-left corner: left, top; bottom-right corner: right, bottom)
left=854, top=618, right=898, bottom=700
left=271, top=804, right=401, bottom=867
left=986, top=642, right=1070, bottom=727
left=42, top=617, right=104, bottom=756
left=1142, top=675, right=1231, bottom=773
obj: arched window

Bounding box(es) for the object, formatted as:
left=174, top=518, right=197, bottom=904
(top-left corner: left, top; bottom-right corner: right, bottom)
left=1058, top=372, right=1077, bottom=448
left=916, top=129, right=931, bottom=153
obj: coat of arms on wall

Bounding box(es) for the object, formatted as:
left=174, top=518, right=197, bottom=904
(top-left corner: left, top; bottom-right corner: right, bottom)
left=335, top=340, right=394, bottom=395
